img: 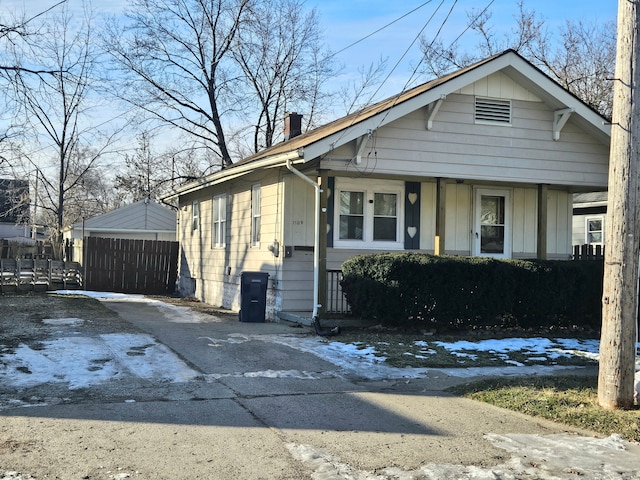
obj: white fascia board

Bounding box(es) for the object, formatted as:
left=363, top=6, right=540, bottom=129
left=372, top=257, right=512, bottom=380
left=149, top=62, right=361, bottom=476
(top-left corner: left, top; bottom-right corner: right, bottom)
left=165, top=149, right=303, bottom=200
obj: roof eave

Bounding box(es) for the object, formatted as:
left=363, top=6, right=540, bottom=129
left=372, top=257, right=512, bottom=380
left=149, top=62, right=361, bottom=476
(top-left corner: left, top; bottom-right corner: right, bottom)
left=164, top=148, right=304, bottom=201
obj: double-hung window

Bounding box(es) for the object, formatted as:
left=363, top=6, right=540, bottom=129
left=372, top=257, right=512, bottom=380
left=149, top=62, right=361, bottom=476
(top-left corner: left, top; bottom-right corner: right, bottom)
left=251, top=184, right=261, bottom=246
left=212, top=194, right=227, bottom=248
left=335, top=179, right=404, bottom=249
left=192, top=200, right=199, bottom=232
left=586, top=216, right=604, bottom=245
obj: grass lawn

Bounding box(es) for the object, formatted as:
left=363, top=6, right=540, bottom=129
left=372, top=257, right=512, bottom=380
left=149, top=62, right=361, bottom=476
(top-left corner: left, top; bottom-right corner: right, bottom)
left=330, top=329, right=639, bottom=442
left=447, top=375, right=640, bottom=443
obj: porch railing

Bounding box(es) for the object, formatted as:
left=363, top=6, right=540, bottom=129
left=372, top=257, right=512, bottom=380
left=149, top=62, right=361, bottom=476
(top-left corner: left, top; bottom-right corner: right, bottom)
left=326, top=269, right=351, bottom=315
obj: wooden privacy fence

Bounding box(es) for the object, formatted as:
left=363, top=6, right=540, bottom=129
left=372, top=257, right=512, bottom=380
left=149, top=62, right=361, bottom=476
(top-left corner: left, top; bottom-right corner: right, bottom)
left=84, top=237, right=179, bottom=295
left=0, top=259, right=82, bottom=292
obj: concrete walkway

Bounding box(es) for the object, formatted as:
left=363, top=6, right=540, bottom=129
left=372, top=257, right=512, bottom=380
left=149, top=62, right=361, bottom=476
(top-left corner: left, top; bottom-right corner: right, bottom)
left=1, top=297, right=635, bottom=480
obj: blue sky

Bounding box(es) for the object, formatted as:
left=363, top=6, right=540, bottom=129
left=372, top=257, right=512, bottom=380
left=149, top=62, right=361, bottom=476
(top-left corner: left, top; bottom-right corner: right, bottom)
left=1, top=0, right=618, bottom=153
left=306, top=0, right=618, bottom=95
left=3, top=0, right=618, bottom=90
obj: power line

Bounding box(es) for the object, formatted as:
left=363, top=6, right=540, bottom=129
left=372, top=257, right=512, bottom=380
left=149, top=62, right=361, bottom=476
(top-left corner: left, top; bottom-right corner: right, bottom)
left=329, top=1, right=438, bottom=59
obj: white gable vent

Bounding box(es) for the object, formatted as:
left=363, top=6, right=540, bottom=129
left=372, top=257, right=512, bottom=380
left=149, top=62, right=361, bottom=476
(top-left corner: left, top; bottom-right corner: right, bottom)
left=475, top=97, right=511, bottom=125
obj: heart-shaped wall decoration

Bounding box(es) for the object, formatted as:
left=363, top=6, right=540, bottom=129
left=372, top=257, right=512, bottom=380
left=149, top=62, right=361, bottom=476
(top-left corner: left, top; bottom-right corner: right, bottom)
left=407, top=226, right=417, bottom=238
left=407, top=192, right=418, bottom=205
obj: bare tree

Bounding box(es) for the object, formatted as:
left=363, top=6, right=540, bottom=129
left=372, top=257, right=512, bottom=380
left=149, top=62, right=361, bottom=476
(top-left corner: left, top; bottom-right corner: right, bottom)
left=103, top=0, right=253, bottom=169
left=105, top=0, right=339, bottom=166
left=8, top=4, right=122, bottom=257
left=419, top=1, right=615, bottom=118
left=337, top=57, right=389, bottom=115
left=232, top=0, right=336, bottom=153
left=0, top=1, right=67, bottom=176
left=114, top=131, right=202, bottom=203
left=0, top=0, right=67, bottom=76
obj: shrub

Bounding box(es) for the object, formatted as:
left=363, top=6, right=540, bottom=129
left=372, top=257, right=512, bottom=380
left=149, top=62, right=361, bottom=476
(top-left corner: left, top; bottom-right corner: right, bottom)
left=340, top=253, right=603, bottom=331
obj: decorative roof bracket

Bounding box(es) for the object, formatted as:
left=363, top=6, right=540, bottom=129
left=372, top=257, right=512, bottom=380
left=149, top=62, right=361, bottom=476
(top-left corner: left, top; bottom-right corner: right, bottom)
left=553, top=108, right=574, bottom=141
left=425, top=95, right=446, bottom=130
left=354, top=129, right=374, bottom=165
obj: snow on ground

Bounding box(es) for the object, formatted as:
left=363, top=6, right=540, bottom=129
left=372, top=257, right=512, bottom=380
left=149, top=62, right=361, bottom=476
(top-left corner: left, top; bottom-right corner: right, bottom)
left=2, top=291, right=640, bottom=480
left=287, top=433, right=640, bottom=480
left=0, top=333, right=198, bottom=390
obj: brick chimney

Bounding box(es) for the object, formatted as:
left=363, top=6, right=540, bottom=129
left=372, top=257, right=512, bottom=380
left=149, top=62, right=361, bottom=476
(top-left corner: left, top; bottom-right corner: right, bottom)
left=284, top=112, right=303, bottom=140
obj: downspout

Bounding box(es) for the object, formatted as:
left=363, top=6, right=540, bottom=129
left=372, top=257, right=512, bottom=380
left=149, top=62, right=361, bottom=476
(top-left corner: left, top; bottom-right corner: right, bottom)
left=286, top=158, right=320, bottom=320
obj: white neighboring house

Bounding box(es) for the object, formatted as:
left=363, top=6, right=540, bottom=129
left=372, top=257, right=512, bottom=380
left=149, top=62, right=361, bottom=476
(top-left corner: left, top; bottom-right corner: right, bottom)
left=62, top=199, right=177, bottom=263
left=572, top=192, right=607, bottom=250
left=167, top=49, right=611, bottom=322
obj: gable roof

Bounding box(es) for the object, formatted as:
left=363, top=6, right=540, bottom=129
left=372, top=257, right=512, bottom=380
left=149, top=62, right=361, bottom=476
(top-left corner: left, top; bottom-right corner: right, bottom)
left=574, top=191, right=608, bottom=206
left=69, top=200, right=176, bottom=233
left=171, top=49, right=611, bottom=198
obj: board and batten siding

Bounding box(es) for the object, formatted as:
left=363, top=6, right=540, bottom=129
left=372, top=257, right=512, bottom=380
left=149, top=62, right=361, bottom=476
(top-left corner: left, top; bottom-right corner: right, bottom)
left=511, top=187, right=538, bottom=256
left=545, top=189, right=572, bottom=258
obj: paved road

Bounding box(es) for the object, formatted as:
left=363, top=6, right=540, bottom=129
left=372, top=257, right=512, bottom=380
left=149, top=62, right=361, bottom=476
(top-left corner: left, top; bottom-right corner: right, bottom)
left=0, top=298, right=634, bottom=480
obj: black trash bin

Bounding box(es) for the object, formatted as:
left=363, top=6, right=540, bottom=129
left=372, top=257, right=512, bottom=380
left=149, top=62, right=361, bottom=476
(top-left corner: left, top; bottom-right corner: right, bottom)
left=239, top=271, right=269, bottom=322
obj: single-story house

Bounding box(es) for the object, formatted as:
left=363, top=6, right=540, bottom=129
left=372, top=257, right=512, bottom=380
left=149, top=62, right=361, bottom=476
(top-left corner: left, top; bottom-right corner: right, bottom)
left=168, top=49, right=611, bottom=322
left=62, top=199, right=177, bottom=263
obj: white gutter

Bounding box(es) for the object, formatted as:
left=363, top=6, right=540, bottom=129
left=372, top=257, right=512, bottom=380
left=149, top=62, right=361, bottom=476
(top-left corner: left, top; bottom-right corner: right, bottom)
left=286, top=158, right=321, bottom=320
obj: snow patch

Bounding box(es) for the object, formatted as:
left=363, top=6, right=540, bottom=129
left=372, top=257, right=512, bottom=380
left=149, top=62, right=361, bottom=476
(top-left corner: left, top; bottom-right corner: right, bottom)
left=287, top=434, right=640, bottom=479
left=0, top=333, right=198, bottom=390
left=42, top=318, right=84, bottom=326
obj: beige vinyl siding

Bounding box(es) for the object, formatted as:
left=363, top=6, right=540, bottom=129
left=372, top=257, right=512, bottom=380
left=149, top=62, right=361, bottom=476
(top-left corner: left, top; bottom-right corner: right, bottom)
left=280, top=247, right=314, bottom=311
left=88, top=231, right=175, bottom=241
left=280, top=246, right=398, bottom=313
left=457, top=71, right=542, bottom=102
left=178, top=171, right=285, bottom=315
left=321, top=93, right=608, bottom=189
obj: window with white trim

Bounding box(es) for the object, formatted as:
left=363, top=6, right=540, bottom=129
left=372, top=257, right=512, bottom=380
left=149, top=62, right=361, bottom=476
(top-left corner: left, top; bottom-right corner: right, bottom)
left=251, top=184, right=261, bottom=246
left=334, top=179, right=404, bottom=249
left=212, top=194, right=227, bottom=248
left=475, top=97, right=512, bottom=125
left=586, top=216, right=604, bottom=245
left=192, top=200, right=199, bottom=232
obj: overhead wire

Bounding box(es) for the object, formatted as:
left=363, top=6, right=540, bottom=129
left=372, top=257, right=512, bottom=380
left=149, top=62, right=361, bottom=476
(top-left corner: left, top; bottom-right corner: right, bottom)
left=330, top=0, right=450, bottom=161
left=328, top=0, right=497, bottom=168
left=372, top=0, right=499, bottom=132
left=329, top=0, right=438, bottom=60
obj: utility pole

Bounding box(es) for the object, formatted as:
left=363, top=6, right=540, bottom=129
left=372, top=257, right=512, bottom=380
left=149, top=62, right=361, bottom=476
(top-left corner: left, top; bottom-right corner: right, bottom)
left=598, top=0, right=640, bottom=410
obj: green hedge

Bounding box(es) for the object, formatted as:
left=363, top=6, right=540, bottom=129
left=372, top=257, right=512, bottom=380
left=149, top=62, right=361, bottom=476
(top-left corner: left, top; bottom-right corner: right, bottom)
left=340, top=253, right=603, bottom=331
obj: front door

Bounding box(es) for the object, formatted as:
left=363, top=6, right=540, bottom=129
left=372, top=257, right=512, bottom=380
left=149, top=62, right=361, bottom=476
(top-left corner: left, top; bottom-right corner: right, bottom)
left=474, top=188, right=511, bottom=258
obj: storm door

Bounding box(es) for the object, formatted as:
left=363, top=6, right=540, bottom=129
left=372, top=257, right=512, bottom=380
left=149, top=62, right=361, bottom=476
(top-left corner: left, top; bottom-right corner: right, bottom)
left=474, top=188, right=511, bottom=258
